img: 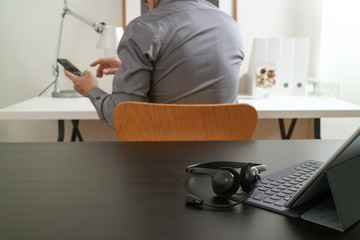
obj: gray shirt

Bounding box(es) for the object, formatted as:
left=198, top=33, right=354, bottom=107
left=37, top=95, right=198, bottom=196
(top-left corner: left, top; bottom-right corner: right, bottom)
left=88, top=0, right=244, bottom=128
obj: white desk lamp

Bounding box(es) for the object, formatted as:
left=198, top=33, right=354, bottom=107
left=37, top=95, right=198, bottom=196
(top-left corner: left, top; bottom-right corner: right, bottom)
left=97, top=26, right=124, bottom=57
left=51, top=0, right=123, bottom=98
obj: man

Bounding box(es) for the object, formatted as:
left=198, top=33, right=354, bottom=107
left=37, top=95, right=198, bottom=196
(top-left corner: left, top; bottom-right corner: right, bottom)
left=65, top=0, right=244, bottom=128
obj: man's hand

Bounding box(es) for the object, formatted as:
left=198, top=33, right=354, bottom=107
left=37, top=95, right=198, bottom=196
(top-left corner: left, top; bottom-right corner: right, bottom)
left=64, top=69, right=98, bottom=97
left=90, top=57, right=121, bottom=78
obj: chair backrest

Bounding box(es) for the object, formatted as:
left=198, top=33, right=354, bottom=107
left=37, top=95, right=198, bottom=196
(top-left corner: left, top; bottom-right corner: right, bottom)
left=113, top=101, right=258, bottom=141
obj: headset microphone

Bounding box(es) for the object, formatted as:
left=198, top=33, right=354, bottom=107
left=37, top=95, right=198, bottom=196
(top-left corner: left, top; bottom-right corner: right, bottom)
left=185, top=193, right=252, bottom=208
left=185, top=161, right=266, bottom=208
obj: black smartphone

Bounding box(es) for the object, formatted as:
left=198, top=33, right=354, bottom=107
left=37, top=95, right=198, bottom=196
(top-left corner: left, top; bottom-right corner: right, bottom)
left=57, top=58, right=84, bottom=77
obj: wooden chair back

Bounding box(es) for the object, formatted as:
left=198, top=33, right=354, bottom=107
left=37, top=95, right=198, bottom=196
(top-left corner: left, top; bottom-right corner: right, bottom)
left=113, top=101, right=258, bottom=141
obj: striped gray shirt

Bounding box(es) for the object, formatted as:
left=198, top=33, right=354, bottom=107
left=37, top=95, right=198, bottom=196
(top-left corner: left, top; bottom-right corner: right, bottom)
left=89, top=0, right=244, bottom=128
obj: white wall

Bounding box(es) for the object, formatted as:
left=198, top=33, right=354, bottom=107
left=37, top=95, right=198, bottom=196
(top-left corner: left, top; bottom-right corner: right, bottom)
left=318, top=0, right=360, bottom=139
left=1, top=0, right=358, bottom=141
left=125, top=0, right=141, bottom=25
left=237, top=0, right=319, bottom=90
left=0, top=0, right=122, bottom=141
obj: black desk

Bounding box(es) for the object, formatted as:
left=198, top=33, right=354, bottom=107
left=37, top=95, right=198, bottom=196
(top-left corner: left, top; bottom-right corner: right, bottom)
left=1, top=140, right=359, bottom=239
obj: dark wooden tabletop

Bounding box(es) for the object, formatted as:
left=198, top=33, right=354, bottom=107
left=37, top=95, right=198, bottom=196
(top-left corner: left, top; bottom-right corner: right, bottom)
left=1, top=140, right=359, bottom=239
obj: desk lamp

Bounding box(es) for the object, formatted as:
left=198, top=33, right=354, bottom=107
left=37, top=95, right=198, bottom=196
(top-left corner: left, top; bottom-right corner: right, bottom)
left=51, top=0, right=123, bottom=98
left=97, top=26, right=124, bottom=58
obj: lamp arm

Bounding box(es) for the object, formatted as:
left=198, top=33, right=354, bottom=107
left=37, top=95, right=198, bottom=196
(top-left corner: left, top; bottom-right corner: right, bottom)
left=64, top=7, right=106, bottom=34
left=51, top=0, right=106, bottom=95
left=52, top=11, right=67, bottom=94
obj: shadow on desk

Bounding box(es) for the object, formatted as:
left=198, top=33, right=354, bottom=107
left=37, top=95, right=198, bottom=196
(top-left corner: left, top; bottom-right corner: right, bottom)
left=285, top=217, right=360, bottom=239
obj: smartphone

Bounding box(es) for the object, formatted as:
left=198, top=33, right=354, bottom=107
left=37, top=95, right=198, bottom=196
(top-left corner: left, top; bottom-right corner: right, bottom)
left=57, top=58, right=84, bottom=77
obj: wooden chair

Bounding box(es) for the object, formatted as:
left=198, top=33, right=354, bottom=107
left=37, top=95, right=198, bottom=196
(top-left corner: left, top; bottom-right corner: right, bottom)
left=113, top=101, right=258, bottom=141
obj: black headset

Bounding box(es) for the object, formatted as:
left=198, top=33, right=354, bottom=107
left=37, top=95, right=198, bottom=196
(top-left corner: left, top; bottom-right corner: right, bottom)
left=185, top=161, right=266, bottom=208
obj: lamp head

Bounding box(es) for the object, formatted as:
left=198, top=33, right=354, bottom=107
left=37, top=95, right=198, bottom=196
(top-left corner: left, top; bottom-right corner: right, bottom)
left=97, top=26, right=124, bottom=50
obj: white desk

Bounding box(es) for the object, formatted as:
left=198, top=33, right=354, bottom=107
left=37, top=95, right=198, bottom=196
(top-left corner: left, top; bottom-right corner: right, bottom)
left=237, top=95, right=360, bottom=119
left=1, top=95, right=360, bottom=119
left=0, top=97, right=98, bottom=141
left=1, top=96, right=360, bottom=140
left=0, top=96, right=98, bottom=120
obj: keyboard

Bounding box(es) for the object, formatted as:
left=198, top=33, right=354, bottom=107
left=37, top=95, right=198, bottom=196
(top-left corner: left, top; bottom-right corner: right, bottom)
left=243, top=160, right=323, bottom=216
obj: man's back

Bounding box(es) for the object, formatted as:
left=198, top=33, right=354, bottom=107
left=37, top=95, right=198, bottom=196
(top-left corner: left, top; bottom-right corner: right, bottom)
left=127, top=0, right=244, bottom=104
left=89, top=0, right=244, bottom=128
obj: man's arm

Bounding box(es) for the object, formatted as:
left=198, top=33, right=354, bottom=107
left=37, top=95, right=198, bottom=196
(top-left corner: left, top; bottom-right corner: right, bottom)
left=88, top=20, right=160, bottom=128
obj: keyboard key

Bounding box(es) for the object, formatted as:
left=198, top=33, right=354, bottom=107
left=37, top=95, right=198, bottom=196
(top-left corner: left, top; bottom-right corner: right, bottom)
left=274, top=199, right=288, bottom=207
left=268, top=171, right=296, bottom=181
left=270, top=182, right=281, bottom=187
left=300, top=175, right=309, bottom=180
left=284, top=195, right=291, bottom=201
left=253, top=193, right=270, bottom=201
left=271, top=188, right=282, bottom=193
left=283, top=190, right=294, bottom=195
left=308, top=166, right=318, bottom=171
left=289, top=180, right=298, bottom=185
left=260, top=180, right=272, bottom=185
left=258, top=186, right=268, bottom=192
left=265, top=190, right=276, bottom=195
left=294, top=178, right=304, bottom=183
left=278, top=185, right=288, bottom=190
left=270, top=196, right=281, bottom=200
left=263, top=198, right=276, bottom=204
left=276, top=192, right=288, bottom=198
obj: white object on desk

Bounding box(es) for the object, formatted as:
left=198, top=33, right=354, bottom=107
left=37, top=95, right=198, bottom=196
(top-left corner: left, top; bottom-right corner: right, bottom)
left=247, top=38, right=309, bottom=97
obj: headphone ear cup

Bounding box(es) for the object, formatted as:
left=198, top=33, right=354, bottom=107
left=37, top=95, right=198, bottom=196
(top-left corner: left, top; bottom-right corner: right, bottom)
left=212, top=167, right=240, bottom=198
left=239, top=164, right=257, bottom=193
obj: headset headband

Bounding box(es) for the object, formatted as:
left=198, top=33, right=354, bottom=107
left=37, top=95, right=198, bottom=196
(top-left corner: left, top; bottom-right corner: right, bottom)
left=186, top=161, right=261, bottom=172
